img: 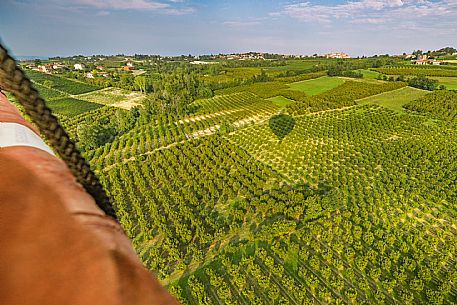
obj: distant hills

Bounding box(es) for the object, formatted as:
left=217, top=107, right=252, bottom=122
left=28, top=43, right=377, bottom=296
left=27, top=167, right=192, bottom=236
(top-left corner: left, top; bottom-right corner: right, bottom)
left=16, top=55, right=49, bottom=61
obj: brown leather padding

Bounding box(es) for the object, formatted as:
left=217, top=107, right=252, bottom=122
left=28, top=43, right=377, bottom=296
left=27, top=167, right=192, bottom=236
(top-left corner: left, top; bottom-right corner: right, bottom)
left=0, top=152, right=179, bottom=305
left=0, top=92, right=179, bottom=305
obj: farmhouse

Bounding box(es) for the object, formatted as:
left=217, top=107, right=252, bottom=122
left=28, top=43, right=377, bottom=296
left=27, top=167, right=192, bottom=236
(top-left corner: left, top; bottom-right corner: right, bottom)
left=52, top=64, right=68, bottom=70
left=38, top=64, right=54, bottom=73
left=322, top=52, right=350, bottom=59
left=414, top=59, right=428, bottom=65
left=429, top=59, right=443, bottom=65
left=123, top=65, right=134, bottom=71
left=26, top=64, right=39, bottom=71
left=190, top=61, right=218, bottom=65
left=74, top=63, right=85, bottom=70
left=411, top=55, right=443, bottom=65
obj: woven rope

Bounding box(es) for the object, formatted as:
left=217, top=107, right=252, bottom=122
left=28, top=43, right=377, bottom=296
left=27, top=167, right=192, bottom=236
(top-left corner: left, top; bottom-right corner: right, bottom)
left=0, top=44, right=117, bottom=219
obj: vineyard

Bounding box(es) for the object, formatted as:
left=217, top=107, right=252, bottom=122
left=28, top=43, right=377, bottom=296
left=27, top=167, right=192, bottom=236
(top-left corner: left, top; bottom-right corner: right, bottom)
left=214, top=72, right=327, bottom=98
left=86, top=92, right=281, bottom=169
left=76, top=81, right=457, bottom=304
left=22, top=66, right=457, bottom=304
left=90, top=97, right=457, bottom=304
left=26, top=70, right=101, bottom=94
left=374, top=66, right=457, bottom=77
left=404, top=90, right=457, bottom=122
left=46, top=97, right=102, bottom=117
left=357, top=86, right=429, bottom=112
left=24, top=71, right=144, bottom=120
left=32, top=82, right=67, bottom=100
left=76, top=87, right=146, bottom=108
left=60, top=105, right=124, bottom=139
left=286, top=81, right=406, bottom=115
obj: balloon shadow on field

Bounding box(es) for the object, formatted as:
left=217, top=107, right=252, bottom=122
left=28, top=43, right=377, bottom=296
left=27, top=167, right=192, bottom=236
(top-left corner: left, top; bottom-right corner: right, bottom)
left=268, top=113, right=295, bottom=143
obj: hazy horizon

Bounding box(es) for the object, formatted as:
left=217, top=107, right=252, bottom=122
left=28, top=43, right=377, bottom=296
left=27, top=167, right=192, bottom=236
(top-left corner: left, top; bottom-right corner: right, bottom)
left=1, top=0, right=457, bottom=58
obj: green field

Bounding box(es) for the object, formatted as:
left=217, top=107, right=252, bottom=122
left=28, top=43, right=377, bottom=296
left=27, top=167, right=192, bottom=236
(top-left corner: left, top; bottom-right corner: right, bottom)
left=201, top=67, right=263, bottom=83
left=26, top=70, right=101, bottom=95
left=33, top=82, right=67, bottom=100
left=76, top=87, right=146, bottom=108
left=287, top=76, right=345, bottom=95
left=47, top=97, right=103, bottom=116
left=430, top=76, right=457, bottom=90
left=263, top=59, right=328, bottom=73
left=267, top=96, right=295, bottom=106
left=358, top=69, right=383, bottom=79
left=357, top=86, right=429, bottom=112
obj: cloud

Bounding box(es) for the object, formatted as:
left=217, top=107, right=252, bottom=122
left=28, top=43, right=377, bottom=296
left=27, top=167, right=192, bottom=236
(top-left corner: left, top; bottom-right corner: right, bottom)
left=223, top=21, right=262, bottom=27
left=49, top=0, right=197, bottom=15
left=350, top=18, right=385, bottom=24
left=73, top=0, right=170, bottom=10
left=96, top=10, right=110, bottom=16
left=275, top=0, right=457, bottom=25
left=163, top=6, right=195, bottom=15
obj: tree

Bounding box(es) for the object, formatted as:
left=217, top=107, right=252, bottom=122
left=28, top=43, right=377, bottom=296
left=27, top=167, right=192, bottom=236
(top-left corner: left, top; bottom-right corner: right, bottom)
left=134, top=75, right=147, bottom=93
left=77, top=123, right=117, bottom=150
left=253, top=69, right=269, bottom=82
left=208, top=64, right=222, bottom=76
left=408, top=76, right=438, bottom=91
left=115, top=107, right=139, bottom=133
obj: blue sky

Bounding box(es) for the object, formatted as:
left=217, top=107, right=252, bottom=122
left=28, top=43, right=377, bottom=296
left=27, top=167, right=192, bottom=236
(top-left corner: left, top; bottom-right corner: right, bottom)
left=1, top=0, right=456, bottom=57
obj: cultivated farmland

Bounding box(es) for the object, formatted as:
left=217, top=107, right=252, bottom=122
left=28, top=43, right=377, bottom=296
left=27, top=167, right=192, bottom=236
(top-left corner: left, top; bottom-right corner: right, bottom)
left=287, top=76, right=345, bottom=95
left=22, top=58, right=457, bottom=305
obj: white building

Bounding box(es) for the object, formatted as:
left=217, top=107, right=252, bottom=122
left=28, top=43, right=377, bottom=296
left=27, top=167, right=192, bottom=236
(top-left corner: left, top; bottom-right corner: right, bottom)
left=322, top=52, right=350, bottom=59
left=190, top=61, right=218, bottom=65
left=74, top=63, right=85, bottom=70
left=52, top=64, right=67, bottom=70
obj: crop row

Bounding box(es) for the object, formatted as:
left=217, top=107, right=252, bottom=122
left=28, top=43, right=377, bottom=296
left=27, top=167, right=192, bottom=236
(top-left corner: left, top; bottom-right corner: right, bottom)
left=86, top=92, right=281, bottom=169
left=60, top=105, right=124, bottom=139
left=46, top=97, right=103, bottom=117
left=404, top=90, right=457, bottom=122
left=75, top=96, right=457, bottom=304
left=374, top=66, right=457, bottom=77
left=26, top=70, right=101, bottom=94
left=166, top=104, right=457, bottom=304
left=286, top=81, right=406, bottom=115
left=99, top=136, right=337, bottom=280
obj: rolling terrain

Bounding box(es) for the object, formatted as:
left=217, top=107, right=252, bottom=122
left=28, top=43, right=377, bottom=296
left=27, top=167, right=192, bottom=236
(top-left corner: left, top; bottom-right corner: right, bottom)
left=24, top=60, right=457, bottom=305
